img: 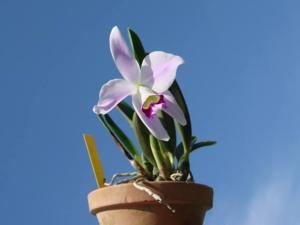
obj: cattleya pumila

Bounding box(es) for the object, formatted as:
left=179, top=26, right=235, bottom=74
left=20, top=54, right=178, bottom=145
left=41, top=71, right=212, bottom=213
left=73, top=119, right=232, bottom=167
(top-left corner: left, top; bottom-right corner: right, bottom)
left=93, top=26, right=186, bottom=141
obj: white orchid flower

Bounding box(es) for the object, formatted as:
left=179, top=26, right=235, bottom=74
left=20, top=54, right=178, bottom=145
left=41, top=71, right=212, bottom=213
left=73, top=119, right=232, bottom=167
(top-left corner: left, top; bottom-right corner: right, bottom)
left=93, top=26, right=186, bottom=141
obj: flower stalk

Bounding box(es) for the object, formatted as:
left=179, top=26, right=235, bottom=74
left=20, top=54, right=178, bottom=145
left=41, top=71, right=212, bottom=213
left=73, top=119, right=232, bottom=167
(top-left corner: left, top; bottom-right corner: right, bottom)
left=149, top=135, right=171, bottom=179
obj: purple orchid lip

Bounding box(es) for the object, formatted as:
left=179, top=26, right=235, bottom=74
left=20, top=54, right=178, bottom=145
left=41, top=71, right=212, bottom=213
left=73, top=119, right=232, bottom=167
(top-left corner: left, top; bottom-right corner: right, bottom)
left=142, top=95, right=167, bottom=119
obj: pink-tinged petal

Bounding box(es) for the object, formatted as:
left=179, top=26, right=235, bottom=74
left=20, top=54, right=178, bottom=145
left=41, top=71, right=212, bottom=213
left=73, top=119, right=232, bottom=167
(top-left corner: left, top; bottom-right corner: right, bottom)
left=162, top=91, right=187, bottom=126
left=93, top=79, right=136, bottom=114
left=110, top=26, right=140, bottom=83
left=132, top=94, right=170, bottom=141
left=140, top=51, right=184, bottom=93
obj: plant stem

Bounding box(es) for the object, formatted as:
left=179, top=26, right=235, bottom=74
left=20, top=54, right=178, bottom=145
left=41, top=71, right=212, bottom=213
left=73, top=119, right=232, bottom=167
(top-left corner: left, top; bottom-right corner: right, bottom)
left=158, top=141, right=174, bottom=171
left=149, top=135, right=170, bottom=179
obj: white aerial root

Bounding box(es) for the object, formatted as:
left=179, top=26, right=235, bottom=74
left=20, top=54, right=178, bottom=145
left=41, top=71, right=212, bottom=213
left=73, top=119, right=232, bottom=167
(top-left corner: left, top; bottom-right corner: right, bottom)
left=133, top=178, right=176, bottom=213
left=170, top=171, right=184, bottom=181
left=105, top=172, right=137, bottom=186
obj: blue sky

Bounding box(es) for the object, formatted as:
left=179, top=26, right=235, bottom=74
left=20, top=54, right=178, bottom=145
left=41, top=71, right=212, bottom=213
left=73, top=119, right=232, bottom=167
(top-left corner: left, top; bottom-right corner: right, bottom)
left=1, top=0, right=299, bottom=224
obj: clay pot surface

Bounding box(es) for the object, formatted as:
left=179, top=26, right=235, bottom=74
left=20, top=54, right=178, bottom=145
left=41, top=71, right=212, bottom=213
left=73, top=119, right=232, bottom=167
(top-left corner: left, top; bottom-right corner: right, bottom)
left=88, top=181, right=213, bottom=225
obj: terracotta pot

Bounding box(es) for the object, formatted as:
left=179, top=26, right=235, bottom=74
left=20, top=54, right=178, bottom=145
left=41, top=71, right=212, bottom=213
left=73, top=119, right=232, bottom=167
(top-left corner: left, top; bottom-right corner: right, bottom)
left=88, top=181, right=213, bottom=225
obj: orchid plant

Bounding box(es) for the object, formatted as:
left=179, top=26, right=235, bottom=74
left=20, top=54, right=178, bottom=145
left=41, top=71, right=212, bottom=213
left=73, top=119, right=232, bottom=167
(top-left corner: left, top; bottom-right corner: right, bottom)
left=93, top=26, right=216, bottom=182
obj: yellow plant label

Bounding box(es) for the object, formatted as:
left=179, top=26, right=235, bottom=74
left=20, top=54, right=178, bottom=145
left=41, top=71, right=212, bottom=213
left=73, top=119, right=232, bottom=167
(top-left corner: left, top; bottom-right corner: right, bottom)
left=83, top=134, right=106, bottom=188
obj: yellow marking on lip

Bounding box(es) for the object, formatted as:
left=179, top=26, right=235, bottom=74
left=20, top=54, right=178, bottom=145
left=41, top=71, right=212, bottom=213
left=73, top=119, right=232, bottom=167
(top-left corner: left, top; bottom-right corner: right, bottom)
left=143, top=95, right=160, bottom=109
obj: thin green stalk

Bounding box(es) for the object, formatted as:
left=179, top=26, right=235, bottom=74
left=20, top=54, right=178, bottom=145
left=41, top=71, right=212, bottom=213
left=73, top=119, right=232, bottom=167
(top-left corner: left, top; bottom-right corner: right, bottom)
left=149, top=135, right=170, bottom=179
left=158, top=141, right=174, bottom=171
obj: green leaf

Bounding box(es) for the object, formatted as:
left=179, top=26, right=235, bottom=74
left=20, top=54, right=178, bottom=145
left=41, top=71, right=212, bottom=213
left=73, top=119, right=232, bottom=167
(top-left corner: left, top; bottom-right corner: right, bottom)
left=169, top=80, right=192, bottom=157
left=191, top=141, right=217, bottom=151
left=149, top=135, right=171, bottom=179
left=158, top=111, right=177, bottom=152
left=176, top=137, right=216, bottom=163
left=141, top=153, right=154, bottom=179
left=190, top=136, right=198, bottom=146
left=98, top=114, right=139, bottom=158
left=177, top=156, right=190, bottom=176
left=128, top=28, right=147, bottom=66
left=175, top=143, right=184, bottom=162
left=116, top=101, right=134, bottom=124
left=157, top=111, right=176, bottom=168
left=132, top=113, right=157, bottom=167
left=157, top=141, right=174, bottom=171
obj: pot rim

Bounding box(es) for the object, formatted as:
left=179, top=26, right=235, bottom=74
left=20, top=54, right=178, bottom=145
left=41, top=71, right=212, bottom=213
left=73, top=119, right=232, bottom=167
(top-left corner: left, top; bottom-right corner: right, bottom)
left=88, top=181, right=213, bottom=215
